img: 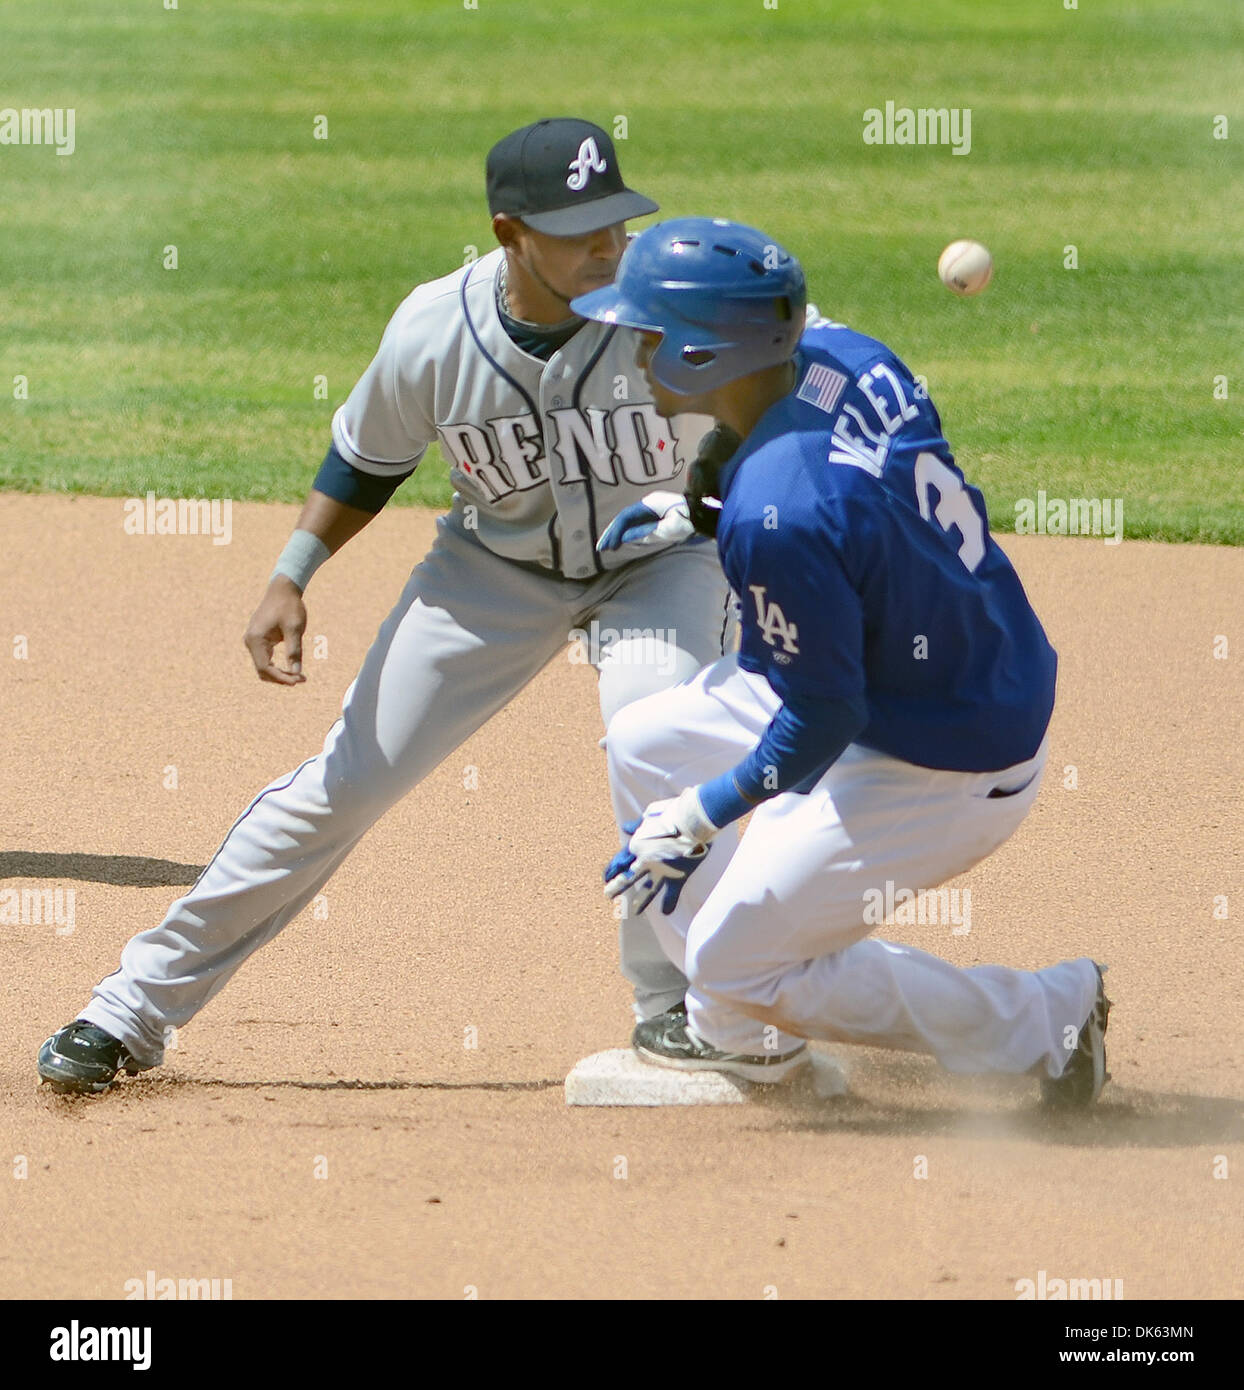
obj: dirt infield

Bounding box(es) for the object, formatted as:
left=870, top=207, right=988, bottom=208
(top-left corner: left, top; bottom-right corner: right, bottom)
left=2, top=494, right=1241, bottom=1300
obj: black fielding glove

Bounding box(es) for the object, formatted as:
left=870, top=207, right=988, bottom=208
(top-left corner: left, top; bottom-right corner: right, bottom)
left=685, top=424, right=742, bottom=539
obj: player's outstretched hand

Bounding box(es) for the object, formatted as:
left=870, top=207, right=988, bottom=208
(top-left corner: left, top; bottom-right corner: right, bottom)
left=604, top=819, right=709, bottom=916
left=604, top=840, right=707, bottom=916
left=596, top=491, right=696, bottom=553
left=603, top=790, right=721, bottom=915
left=243, top=576, right=308, bottom=685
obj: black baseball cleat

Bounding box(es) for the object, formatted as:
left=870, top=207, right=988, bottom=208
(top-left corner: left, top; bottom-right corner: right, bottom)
left=633, top=1002, right=809, bottom=1084
left=1042, top=963, right=1112, bottom=1108
left=37, top=1020, right=141, bottom=1095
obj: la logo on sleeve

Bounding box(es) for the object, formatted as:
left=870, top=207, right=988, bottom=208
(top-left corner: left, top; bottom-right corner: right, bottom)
left=748, top=585, right=800, bottom=655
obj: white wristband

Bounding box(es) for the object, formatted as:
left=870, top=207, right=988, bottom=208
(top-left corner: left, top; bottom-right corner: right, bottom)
left=674, top=786, right=720, bottom=843
left=270, top=529, right=331, bottom=592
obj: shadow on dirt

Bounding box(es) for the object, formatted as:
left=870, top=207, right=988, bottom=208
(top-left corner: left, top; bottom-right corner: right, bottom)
left=0, top=851, right=203, bottom=887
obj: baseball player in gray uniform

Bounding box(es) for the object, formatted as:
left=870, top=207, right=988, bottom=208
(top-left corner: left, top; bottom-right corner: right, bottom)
left=37, top=118, right=732, bottom=1094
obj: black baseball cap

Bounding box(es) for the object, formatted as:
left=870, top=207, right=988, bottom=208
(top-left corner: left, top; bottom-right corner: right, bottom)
left=486, top=118, right=659, bottom=236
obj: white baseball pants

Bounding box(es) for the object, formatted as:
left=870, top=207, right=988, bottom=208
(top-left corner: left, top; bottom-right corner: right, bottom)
left=605, top=656, right=1099, bottom=1078
left=80, top=515, right=730, bottom=1067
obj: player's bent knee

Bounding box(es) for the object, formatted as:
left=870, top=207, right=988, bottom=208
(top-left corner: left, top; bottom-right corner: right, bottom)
left=602, top=686, right=676, bottom=767
left=685, top=918, right=815, bottom=1026
left=687, top=927, right=771, bottom=1001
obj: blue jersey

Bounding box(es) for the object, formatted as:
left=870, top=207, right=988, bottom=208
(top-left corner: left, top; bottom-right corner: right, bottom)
left=715, top=317, right=1057, bottom=773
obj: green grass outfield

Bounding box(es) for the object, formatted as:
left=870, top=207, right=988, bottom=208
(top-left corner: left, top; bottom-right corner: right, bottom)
left=1, top=0, right=1240, bottom=542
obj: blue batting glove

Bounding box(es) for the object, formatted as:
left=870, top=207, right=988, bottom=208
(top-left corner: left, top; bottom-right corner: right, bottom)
left=602, top=803, right=713, bottom=916
left=603, top=845, right=707, bottom=916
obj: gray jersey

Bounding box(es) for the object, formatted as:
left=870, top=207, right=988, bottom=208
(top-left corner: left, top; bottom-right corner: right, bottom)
left=332, top=247, right=710, bottom=580
left=73, top=252, right=732, bottom=1071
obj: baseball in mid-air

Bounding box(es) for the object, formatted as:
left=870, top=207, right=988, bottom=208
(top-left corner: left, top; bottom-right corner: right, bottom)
left=938, top=239, right=993, bottom=296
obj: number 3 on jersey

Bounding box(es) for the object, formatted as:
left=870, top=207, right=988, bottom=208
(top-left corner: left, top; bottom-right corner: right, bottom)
left=913, top=452, right=986, bottom=573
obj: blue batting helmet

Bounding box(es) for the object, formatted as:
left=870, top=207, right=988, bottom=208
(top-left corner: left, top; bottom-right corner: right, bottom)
left=571, top=217, right=807, bottom=393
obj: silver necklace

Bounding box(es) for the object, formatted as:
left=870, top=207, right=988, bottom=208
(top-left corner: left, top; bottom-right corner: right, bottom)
left=498, top=259, right=578, bottom=331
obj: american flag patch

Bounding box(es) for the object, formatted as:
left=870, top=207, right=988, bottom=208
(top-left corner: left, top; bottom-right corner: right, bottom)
left=797, top=362, right=849, bottom=416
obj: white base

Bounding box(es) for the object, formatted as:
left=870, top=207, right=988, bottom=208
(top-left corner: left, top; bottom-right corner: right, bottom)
left=565, top=1046, right=849, bottom=1107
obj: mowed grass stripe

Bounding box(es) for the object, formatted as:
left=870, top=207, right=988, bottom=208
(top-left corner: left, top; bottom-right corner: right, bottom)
left=1, top=0, right=1239, bottom=539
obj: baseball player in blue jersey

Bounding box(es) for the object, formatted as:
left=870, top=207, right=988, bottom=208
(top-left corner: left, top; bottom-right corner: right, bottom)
left=573, top=217, right=1111, bottom=1106
left=36, top=124, right=731, bottom=1095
